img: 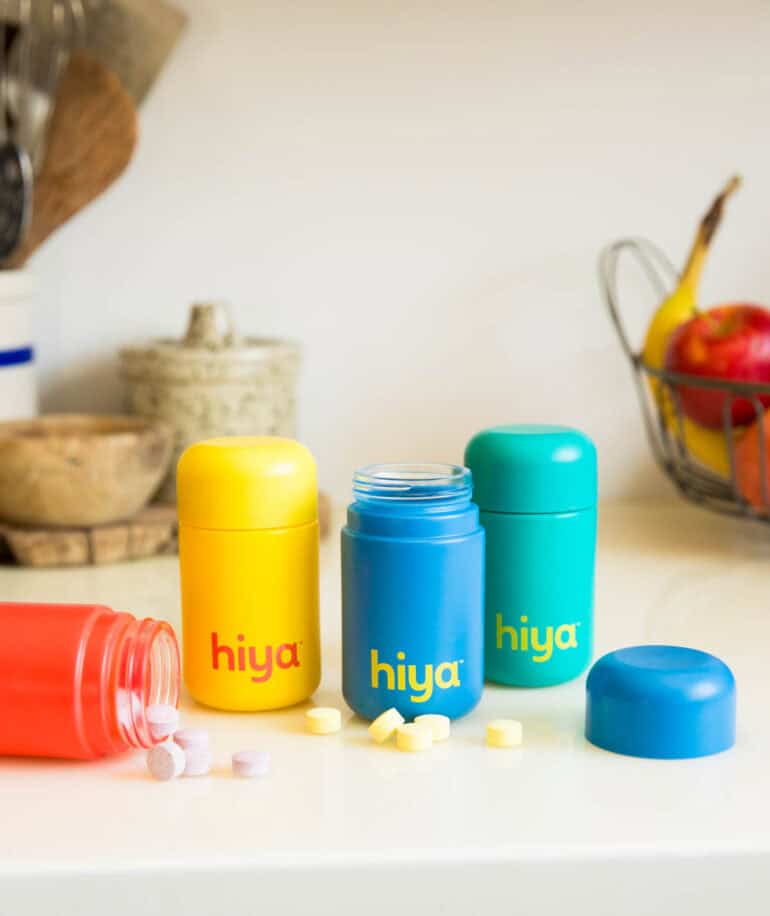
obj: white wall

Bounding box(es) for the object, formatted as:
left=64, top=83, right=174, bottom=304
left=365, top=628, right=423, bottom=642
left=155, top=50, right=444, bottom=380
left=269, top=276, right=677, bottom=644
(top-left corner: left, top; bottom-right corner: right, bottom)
left=33, top=0, right=770, bottom=503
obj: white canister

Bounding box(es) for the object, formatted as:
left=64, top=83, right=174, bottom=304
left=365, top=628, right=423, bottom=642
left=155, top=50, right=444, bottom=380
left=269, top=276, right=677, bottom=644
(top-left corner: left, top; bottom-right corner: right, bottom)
left=0, top=271, right=36, bottom=421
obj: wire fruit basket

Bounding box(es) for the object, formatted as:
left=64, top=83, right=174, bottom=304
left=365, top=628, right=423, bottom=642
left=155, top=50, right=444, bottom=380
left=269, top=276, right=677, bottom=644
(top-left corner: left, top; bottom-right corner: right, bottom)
left=600, top=237, right=770, bottom=523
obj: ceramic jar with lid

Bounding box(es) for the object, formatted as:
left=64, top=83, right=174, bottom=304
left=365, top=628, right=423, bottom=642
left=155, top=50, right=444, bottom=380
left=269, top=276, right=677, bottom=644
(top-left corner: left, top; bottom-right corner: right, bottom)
left=119, top=303, right=300, bottom=501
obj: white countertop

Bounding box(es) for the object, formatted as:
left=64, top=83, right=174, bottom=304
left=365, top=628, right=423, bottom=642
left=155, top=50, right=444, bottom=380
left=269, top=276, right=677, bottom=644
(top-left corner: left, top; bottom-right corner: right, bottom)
left=2, top=501, right=769, bottom=916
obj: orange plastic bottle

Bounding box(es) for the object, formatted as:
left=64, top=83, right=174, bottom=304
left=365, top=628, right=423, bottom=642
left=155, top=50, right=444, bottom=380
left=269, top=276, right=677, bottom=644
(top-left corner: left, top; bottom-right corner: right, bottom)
left=0, top=602, right=180, bottom=760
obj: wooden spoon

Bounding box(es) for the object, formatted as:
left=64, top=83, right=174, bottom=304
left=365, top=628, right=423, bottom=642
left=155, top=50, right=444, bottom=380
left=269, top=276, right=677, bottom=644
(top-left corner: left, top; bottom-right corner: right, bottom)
left=2, top=50, right=137, bottom=268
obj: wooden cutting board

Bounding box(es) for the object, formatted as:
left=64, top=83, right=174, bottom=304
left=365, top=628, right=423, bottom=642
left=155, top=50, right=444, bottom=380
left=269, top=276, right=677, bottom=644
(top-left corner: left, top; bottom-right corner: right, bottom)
left=0, top=504, right=179, bottom=567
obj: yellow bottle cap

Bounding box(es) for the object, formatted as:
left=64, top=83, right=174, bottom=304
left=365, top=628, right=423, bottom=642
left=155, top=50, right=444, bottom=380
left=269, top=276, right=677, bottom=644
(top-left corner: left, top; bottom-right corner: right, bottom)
left=177, top=436, right=318, bottom=531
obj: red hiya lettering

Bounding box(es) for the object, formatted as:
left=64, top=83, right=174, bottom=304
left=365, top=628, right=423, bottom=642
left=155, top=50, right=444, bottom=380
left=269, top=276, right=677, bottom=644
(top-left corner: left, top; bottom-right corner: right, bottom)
left=211, top=632, right=300, bottom=683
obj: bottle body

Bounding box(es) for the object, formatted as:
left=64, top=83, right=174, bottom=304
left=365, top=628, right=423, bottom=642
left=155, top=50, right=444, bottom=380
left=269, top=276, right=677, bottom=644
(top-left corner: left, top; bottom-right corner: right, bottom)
left=180, top=522, right=321, bottom=711
left=482, top=507, right=596, bottom=686
left=176, top=436, right=322, bottom=712
left=341, top=464, right=484, bottom=721
left=0, top=602, right=179, bottom=760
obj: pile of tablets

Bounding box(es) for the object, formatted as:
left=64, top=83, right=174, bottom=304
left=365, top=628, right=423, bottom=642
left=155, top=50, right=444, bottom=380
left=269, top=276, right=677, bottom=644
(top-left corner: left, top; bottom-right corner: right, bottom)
left=145, top=705, right=270, bottom=781
left=304, top=706, right=524, bottom=751
left=145, top=702, right=525, bottom=780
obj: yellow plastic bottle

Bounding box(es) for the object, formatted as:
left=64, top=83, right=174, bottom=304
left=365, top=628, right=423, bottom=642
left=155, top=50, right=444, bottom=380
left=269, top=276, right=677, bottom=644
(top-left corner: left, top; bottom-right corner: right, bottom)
left=177, top=436, right=321, bottom=711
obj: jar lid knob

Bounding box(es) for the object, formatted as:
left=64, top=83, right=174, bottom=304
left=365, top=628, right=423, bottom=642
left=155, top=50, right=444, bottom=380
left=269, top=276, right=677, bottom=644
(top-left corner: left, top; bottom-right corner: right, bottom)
left=182, top=302, right=240, bottom=349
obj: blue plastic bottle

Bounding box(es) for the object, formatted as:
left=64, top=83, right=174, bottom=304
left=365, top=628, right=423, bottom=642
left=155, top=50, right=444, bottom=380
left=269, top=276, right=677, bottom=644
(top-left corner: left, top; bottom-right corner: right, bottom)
left=341, top=464, right=484, bottom=721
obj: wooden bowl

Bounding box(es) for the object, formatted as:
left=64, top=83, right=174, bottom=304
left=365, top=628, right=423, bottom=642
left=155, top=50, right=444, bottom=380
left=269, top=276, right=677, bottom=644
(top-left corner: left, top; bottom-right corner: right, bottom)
left=0, top=414, right=173, bottom=527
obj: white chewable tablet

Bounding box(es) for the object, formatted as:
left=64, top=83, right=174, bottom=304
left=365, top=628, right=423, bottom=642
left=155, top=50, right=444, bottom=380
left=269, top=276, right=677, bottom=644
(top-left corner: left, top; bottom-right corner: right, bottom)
left=173, top=728, right=209, bottom=750
left=486, top=719, right=523, bottom=748
left=146, top=704, right=179, bottom=741
left=305, top=707, right=342, bottom=735
left=396, top=722, right=433, bottom=752
left=368, top=707, right=405, bottom=744
left=232, top=750, right=270, bottom=779
left=414, top=714, right=450, bottom=742
left=147, top=740, right=186, bottom=781
left=182, top=746, right=212, bottom=777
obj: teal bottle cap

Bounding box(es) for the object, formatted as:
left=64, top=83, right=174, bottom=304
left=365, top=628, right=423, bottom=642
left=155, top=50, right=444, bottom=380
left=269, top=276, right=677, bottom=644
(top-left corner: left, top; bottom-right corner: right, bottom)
left=464, top=425, right=597, bottom=514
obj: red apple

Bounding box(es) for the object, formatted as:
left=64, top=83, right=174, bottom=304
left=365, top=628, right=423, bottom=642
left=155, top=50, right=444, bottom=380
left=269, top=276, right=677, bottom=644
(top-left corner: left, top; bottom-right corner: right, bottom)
left=664, top=304, right=770, bottom=428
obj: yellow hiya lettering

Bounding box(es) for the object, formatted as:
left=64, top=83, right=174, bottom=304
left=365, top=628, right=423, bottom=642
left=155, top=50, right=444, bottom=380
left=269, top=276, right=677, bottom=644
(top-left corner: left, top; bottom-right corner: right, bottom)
left=495, top=614, right=579, bottom=663
left=370, top=649, right=462, bottom=702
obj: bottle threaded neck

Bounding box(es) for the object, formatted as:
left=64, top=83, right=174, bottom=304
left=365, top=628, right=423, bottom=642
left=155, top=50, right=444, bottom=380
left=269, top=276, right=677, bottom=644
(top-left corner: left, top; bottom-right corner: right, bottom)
left=77, top=613, right=180, bottom=757
left=353, top=463, right=471, bottom=503
left=113, top=618, right=180, bottom=750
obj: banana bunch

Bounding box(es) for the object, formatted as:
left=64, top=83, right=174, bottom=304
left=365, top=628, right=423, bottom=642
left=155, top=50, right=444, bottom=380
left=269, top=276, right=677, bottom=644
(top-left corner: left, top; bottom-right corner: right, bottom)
left=641, top=176, right=743, bottom=477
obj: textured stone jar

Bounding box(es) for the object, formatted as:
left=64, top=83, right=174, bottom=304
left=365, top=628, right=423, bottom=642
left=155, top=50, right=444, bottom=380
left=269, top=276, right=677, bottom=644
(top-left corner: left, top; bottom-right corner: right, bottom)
left=119, top=304, right=300, bottom=501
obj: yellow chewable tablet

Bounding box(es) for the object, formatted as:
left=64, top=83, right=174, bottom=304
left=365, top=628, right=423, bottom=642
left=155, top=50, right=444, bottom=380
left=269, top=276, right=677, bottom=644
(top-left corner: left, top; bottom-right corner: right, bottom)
left=396, top=722, right=433, bottom=752
left=486, top=719, right=523, bottom=748
left=368, top=707, right=405, bottom=744
left=305, top=707, right=342, bottom=735
left=414, top=714, right=450, bottom=742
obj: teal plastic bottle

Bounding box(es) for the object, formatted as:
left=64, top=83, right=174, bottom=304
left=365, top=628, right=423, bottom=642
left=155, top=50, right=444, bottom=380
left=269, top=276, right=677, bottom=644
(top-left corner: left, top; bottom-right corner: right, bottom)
left=464, top=425, right=597, bottom=687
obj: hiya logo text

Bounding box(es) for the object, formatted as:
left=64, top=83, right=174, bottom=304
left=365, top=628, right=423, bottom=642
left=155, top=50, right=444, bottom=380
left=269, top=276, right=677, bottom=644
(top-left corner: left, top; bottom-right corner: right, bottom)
left=495, top=613, right=579, bottom=664
left=211, top=632, right=300, bottom=683
left=370, top=649, right=462, bottom=703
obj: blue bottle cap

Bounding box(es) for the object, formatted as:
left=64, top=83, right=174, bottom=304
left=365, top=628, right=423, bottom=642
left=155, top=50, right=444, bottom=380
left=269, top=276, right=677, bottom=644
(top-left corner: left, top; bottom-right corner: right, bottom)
left=585, top=645, right=736, bottom=759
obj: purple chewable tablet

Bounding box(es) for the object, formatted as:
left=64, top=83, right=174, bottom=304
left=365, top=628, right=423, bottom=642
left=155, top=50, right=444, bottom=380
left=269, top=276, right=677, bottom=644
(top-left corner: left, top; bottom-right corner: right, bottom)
left=146, top=704, right=180, bottom=741
left=147, top=741, right=186, bottom=781
left=173, top=728, right=209, bottom=750
left=231, top=750, right=270, bottom=779
left=182, top=746, right=212, bottom=777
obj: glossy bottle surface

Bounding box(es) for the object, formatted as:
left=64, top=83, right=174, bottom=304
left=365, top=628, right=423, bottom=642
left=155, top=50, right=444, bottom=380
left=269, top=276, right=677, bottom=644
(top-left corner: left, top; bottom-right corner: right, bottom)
left=0, top=602, right=179, bottom=760
left=342, top=464, right=484, bottom=721
left=177, top=436, right=321, bottom=711
left=465, top=425, right=597, bottom=687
